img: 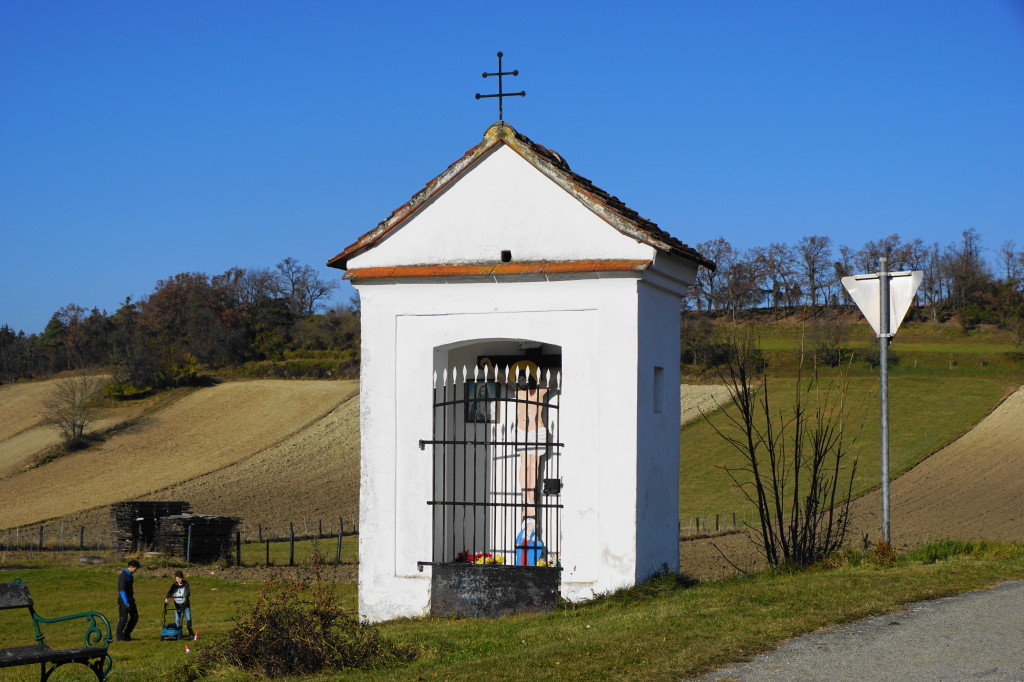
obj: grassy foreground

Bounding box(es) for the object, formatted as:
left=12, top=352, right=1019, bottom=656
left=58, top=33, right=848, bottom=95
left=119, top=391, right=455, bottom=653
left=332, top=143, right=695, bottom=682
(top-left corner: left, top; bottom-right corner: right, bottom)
left=2, top=542, right=1022, bottom=681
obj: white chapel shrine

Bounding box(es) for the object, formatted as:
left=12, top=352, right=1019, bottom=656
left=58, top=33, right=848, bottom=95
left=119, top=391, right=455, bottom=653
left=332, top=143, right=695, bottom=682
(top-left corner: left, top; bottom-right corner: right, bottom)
left=328, top=121, right=714, bottom=622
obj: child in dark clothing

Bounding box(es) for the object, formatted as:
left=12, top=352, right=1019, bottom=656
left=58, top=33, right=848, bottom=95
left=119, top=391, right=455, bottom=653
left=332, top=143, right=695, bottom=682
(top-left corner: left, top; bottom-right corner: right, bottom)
left=164, top=570, right=193, bottom=637
left=116, top=559, right=141, bottom=641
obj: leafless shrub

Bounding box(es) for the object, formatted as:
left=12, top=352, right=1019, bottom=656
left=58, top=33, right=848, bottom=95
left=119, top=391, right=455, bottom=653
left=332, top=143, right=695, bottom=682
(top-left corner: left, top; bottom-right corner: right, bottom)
left=707, top=332, right=858, bottom=567
left=43, top=376, right=102, bottom=449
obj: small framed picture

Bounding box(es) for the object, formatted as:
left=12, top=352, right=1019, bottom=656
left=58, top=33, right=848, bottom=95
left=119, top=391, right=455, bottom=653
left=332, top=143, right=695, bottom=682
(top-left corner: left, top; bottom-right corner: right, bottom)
left=465, top=381, right=499, bottom=423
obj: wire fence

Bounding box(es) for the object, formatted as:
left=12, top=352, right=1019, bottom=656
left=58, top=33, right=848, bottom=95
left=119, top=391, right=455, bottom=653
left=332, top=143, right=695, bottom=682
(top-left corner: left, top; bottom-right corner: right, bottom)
left=0, top=516, right=360, bottom=567
left=684, top=510, right=758, bottom=536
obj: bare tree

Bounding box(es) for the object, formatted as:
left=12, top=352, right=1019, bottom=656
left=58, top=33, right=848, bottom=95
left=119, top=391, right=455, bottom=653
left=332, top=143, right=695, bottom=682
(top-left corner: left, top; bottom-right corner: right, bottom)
left=855, top=234, right=908, bottom=272
left=808, top=314, right=849, bottom=367
left=796, top=235, right=834, bottom=307
left=900, top=238, right=929, bottom=271
left=691, top=237, right=735, bottom=312
left=997, top=240, right=1023, bottom=288
left=918, top=242, right=947, bottom=322
left=721, top=257, right=764, bottom=313
left=945, top=228, right=991, bottom=314
left=43, top=376, right=102, bottom=449
left=214, top=266, right=281, bottom=309
left=275, top=257, right=340, bottom=317
left=751, top=243, right=798, bottom=310
left=706, top=333, right=858, bottom=567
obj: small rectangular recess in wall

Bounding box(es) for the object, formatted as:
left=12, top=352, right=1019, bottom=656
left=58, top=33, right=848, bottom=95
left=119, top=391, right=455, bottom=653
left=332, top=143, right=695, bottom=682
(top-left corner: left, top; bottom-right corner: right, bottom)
left=653, top=366, right=665, bottom=414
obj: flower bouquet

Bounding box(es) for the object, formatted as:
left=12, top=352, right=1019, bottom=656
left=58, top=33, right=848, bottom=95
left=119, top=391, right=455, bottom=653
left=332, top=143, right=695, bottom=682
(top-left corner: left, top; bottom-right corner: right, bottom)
left=455, top=550, right=505, bottom=565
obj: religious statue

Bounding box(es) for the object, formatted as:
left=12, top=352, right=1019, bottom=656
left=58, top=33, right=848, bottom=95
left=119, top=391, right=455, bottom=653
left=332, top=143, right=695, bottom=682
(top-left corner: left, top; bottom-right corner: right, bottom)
left=511, top=364, right=548, bottom=565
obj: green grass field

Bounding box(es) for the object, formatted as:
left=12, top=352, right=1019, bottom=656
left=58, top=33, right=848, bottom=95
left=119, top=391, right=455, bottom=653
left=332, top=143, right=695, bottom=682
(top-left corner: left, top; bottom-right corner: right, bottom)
left=2, top=317, right=1020, bottom=679
left=679, top=375, right=1016, bottom=523
left=2, top=543, right=1022, bottom=681
left=680, top=316, right=1024, bottom=526
left=238, top=536, right=359, bottom=566
left=740, top=319, right=1023, bottom=372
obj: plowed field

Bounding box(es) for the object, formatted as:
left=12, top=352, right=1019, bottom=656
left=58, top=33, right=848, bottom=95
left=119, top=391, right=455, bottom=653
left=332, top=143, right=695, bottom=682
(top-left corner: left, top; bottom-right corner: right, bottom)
left=0, top=380, right=358, bottom=531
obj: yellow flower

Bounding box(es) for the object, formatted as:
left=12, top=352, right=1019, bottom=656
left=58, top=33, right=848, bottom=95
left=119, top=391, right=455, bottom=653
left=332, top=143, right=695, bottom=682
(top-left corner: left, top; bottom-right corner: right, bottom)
left=536, top=559, right=548, bottom=567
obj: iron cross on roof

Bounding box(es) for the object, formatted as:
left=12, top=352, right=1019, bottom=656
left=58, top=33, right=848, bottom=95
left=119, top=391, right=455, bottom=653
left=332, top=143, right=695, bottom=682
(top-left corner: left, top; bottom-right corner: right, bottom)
left=475, top=51, right=525, bottom=121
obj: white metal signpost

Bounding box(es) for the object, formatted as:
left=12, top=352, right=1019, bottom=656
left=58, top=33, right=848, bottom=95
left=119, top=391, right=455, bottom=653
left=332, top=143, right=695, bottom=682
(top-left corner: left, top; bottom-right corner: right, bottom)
left=842, top=258, right=923, bottom=544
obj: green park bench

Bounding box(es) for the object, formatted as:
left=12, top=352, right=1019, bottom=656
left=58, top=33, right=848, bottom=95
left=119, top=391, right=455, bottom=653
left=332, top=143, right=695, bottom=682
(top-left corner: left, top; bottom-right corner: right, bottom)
left=0, top=579, right=112, bottom=681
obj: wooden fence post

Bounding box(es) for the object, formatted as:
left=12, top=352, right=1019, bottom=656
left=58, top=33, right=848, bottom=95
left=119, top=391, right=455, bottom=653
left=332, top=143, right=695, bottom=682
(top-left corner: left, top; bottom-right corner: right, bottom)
left=265, top=539, right=270, bottom=566
left=289, top=523, right=295, bottom=566
left=235, top=532, right=242, bottom=566
left=79, top=526, right=85, bottom=550
left=335, top=528, right=343, bottom=565
left=258, top=523, right=263, bottom=543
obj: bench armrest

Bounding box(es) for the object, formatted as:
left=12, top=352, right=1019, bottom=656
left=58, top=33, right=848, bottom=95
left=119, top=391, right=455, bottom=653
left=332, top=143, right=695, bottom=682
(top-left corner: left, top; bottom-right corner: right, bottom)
left=32, top=610, right=112, bottom=649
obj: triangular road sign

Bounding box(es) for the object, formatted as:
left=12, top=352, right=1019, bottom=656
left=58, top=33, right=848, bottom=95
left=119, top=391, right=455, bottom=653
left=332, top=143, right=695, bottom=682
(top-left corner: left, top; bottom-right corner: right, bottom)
left=841, top=271, right=923, bottom=337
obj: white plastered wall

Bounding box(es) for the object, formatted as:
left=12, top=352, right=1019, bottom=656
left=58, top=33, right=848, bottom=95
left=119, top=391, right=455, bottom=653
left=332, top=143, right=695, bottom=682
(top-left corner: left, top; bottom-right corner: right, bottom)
left=355, top=274, right=659, bottom=622
left=351, top=144, right=653, bottom=268
left=635, top=280, right=685, bottom=579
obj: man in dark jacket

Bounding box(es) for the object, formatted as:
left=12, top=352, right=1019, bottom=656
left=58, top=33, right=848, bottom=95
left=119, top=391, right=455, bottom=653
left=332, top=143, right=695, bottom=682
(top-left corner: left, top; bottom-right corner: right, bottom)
left=164, top=570, right=193, bottom=637
left=116, top=559, right=140, bottom=641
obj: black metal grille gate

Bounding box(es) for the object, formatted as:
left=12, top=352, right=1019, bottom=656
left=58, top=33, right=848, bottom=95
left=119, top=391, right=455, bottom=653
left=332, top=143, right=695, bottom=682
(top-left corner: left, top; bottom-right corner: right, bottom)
left=419, top=365, right=562, bottom=568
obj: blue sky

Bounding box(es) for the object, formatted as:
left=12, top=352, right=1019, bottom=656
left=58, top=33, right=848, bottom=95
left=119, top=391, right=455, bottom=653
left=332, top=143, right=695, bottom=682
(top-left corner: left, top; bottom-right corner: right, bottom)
left=2, top=1, right=1022, bottom=334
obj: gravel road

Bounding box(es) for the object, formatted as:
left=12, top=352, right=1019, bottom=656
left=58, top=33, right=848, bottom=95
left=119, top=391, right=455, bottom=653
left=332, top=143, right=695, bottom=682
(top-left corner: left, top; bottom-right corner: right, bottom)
left=692, top=580, right=1024, bottom=681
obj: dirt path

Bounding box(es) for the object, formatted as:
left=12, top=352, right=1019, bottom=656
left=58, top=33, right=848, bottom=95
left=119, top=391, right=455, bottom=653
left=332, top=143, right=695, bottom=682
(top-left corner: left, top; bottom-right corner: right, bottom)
left=681, top=384, right=732, bottom=426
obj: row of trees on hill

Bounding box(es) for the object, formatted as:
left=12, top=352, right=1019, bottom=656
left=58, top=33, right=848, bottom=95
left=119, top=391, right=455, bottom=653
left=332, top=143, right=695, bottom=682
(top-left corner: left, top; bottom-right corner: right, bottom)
left=0, top=258, right=360, bottom=390
left=687, top=229, right=1024, bottom=334
left=3, top=231, right=1023, bottom=386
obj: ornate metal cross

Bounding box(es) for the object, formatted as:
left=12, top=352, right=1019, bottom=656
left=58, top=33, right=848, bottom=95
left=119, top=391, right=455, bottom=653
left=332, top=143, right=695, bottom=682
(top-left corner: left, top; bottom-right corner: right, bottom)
left=475, top=51, right=525, bottom=121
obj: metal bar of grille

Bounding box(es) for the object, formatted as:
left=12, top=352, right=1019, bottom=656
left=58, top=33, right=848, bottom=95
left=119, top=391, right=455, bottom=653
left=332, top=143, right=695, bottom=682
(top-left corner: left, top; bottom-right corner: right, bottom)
left=427, top=361, right=562, bottom=567
left=427, top=500, right=563, bottom=509
left=420, top=439, right=565, bottom=448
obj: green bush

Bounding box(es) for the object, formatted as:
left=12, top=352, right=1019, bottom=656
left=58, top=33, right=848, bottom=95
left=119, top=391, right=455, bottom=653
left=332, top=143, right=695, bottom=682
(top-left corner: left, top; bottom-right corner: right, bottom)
left=241, top=355, right=358, bottom=379
left=906, top=539, right=986, bottom=564
left=177, top=565, right=415, bottom=679
left=858, top=347, right=899, bottom=369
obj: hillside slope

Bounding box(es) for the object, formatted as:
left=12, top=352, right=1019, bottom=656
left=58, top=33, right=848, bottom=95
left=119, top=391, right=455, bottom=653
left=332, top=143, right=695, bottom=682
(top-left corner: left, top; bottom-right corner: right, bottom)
left=680, top=385, right=1024, bottom=579
left=0, top=376, right=153, bottom=479
left=849, top=385, right=1024, bottom=544
left=3, top=379, right=1021, bottom=577
left=0, top=380, right=357, bottom=530
left=1, top=381, right=728, bottom=534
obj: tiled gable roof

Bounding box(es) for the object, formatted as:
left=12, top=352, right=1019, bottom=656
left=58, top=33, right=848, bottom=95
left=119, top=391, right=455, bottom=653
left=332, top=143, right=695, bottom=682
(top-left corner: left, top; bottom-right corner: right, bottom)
left=327, top=122, right=714, bottom=271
